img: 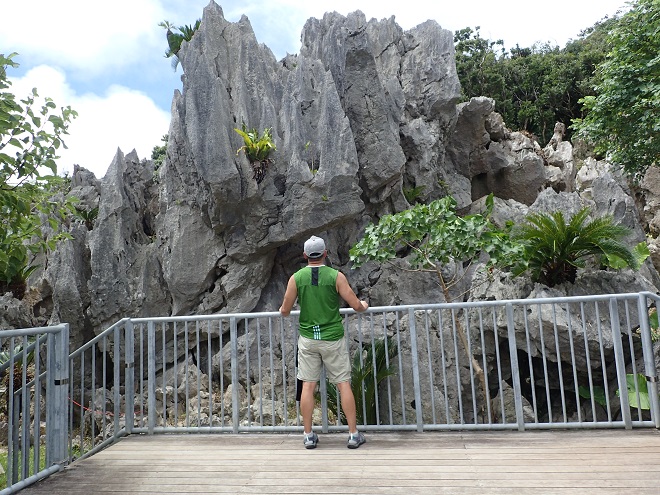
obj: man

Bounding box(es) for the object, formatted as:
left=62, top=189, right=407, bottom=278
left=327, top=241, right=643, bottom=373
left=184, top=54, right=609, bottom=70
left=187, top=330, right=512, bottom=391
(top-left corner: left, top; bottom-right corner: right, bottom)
left=279, top=235, right=369, bottom=449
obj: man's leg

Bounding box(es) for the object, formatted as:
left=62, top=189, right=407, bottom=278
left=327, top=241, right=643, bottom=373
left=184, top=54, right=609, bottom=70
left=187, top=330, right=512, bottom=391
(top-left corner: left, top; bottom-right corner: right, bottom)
left=300, top=381, right=317, bottom=434
left=336, top=381, right=357, bottom=433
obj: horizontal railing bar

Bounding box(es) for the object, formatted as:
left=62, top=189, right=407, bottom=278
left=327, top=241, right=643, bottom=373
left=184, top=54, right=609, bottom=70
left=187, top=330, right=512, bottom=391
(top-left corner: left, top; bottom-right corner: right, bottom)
left=74, top=430, right=129, bottom=462
left=128, top=292, right=651, bottom=325
left=0, top=325, right=66, bottom=338
left=0, top=465, right=62, bottom=495
left=0, top=333, right=48, bottom=375
left=68, top=318, right=130, bottom=359
left=522, top=421, right=653, bottom=430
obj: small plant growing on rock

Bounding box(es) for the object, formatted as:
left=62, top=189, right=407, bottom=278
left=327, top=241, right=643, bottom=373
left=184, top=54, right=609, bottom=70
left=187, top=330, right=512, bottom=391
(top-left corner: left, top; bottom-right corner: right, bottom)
left=159, top=20, right=201, bottom=71
left=74, top=206, right=99, bottom=230
left=403, top=185, right=425, bottom=204
left=305, top=141, right=319, bottom=174
left=234, top=124, right=276, bottom=184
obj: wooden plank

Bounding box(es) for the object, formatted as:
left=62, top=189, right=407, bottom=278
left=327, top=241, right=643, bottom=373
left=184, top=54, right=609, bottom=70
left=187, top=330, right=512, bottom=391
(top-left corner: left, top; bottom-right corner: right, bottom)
left=18, top=430, right=660, bottom=495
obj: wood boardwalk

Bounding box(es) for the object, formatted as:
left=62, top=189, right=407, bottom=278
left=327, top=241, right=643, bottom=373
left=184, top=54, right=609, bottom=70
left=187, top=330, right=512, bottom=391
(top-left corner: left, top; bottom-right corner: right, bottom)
left=20, top=429, right=660, bottom=494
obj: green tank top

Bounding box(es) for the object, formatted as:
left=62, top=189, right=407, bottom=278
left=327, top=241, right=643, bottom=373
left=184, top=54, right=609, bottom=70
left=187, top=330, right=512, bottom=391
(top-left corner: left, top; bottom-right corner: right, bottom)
left=294, top=265, right=344, bottom=341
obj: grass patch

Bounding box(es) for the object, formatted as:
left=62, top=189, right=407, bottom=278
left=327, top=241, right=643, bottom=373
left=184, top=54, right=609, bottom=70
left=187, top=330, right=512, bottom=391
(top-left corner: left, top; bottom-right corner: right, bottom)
left=0, top=446, right=46, bottom=488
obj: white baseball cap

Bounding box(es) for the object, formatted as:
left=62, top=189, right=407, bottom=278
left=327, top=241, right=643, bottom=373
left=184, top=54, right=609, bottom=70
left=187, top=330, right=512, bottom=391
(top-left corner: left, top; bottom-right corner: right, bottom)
left=303, top=236, right=326, bottom=259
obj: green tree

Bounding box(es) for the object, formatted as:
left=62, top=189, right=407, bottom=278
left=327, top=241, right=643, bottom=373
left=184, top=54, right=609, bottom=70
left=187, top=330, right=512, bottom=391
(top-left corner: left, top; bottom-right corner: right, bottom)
left=0, top=53, right=77, bottom=298
left=454, top=27, right=506, bottom=103
left=151, top=134, right=168, bottom=167
left=350, top=195, right=522, bottom=419
left=349, top=195, right=519, bottom=291
left=573, top=0, right=660, bottom=179
left=511, top=207, right=645, bottom=287
left=455, top=20, right=612, bottom=143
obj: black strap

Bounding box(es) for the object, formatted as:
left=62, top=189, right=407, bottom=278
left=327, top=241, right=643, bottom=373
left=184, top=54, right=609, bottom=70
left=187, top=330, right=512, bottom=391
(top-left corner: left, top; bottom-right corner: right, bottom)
left=311, top=267, right=319, bottom=286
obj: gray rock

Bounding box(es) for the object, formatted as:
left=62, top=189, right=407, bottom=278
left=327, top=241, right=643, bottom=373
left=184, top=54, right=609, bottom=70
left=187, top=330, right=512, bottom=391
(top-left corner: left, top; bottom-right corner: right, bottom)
left=447, top=98, right=546, bottom=205
left=0, top=294, right=35, bottom=330
left=1, top=3, right=655, bottom=421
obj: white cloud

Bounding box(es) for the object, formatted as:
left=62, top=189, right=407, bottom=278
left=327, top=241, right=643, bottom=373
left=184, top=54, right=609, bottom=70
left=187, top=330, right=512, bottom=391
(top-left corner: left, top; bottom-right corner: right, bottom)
left=9, top=65, right=170, bottom=179
left=3, top=0, right=165, bottom=76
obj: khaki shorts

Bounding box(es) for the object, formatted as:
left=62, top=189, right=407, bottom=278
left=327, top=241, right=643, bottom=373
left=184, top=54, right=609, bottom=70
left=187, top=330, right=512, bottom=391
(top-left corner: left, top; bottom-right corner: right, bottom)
left=297, top=335, right=351, bottom=384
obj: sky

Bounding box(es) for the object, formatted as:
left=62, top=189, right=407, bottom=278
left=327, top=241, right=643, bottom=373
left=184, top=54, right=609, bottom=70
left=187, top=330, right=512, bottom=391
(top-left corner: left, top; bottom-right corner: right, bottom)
left=2, top=0, right=628, bottom=180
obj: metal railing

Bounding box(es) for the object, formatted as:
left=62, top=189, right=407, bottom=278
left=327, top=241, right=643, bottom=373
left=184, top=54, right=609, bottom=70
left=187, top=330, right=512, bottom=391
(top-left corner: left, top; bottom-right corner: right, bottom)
left=2, top=292, right=659, bottom=492
left=0, top=324, right=69, bottom=495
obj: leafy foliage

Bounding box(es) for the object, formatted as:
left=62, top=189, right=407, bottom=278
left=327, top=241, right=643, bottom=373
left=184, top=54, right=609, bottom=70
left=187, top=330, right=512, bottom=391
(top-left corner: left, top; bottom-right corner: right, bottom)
left=603, top=240, right=650, bottom=270
left=350, top=195, right=520, bottom=421
left=0, top=53, right=77, bottom=298
left=454, top=27, right=506, bottom=105
left=74, top=206, right=99, bottom=230
left=325, top=337, right=398, bottom=425
left=0, top=338, right=35, bottom=368
left=648, top=307, right=660, bottom=342
left=578, top=384, right=608, bottom=408
left=234, top=123, right=276, bottom=184
left=454, top=20, right=613, bottom=143
left=234, top=124, right=276, bottom=163
left=151, top=134, right=168, bottom=168
left=402, top=185, right=426, bottom=205
left=572, top=0, right=660, bottom=180
left=617, top=373, right=651, bottom=410
left=350, top=195, right=520, bottom=287
left=159, top=19, right=201, bottom=71
left=511, top=208, right=641, bottom=287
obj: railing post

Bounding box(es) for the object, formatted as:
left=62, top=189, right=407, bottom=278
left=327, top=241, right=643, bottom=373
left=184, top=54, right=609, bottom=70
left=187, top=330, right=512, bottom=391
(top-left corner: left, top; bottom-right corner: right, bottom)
left=113, top=325, right=121, bottom=438
left=320, top=368, right=329, bottom=433
left=147, top=321, right=156, bottom=434
left=506, top=303, right=525, bottom=431
left=125, top=320, right=135, bottom=434
left=609, top=299, right=632, bottom=429
left=46, top=323, right=69, bottom=467
left=230, top=317, right=240, bottom=433
left=408, top=309, right=424, bottom=432
left=11, top=398, right=19, bottom=483
left=638, top=294, right=660, bottom=428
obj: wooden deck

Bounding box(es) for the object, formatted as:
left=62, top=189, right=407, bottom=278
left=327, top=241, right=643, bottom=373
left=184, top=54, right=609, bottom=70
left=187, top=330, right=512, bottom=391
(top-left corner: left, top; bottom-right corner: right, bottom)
left=19, top=429, right=660, bottom=494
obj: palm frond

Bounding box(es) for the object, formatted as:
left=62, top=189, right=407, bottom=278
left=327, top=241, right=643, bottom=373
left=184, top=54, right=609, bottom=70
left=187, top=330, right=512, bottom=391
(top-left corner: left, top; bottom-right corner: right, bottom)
left=325, top=337, right=398, bottom=425
left=512, top=207, right=638, bottom=286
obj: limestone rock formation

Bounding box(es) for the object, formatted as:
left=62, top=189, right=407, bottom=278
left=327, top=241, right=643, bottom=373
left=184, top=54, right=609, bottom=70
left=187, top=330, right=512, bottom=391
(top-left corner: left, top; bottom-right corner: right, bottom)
left=3, top=1, right=657, bottom=359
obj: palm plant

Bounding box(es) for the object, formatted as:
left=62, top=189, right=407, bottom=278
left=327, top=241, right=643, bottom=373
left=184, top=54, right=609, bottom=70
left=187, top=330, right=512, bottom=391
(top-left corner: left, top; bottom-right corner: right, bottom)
left=512, top=207, right=642, bottom=287
left=159, top=19, right=201, bottom=71
left=326, top=337, right=398, bottom=425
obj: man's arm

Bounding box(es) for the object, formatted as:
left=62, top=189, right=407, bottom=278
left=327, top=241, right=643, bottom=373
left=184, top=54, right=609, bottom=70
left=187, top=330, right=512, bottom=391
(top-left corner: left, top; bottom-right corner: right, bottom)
left=279, top=275, right=298, bottom=316
left=336, top=272, right=368, bottom=312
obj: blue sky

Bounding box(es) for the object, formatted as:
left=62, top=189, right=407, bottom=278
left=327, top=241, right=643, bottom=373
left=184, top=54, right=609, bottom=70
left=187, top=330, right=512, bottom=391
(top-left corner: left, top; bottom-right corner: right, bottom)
left=2, top=0, right=627, bottom=179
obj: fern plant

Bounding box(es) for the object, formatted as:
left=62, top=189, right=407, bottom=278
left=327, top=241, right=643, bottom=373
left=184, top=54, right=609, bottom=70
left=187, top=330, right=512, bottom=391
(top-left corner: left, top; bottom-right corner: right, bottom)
left=234, top=124, right=276, bottom=183
left=325, top=337, right=398, bottom=426
left=511, top=207, right=643, bottom=287
left=403, top=185, right=426, bottom=204
left=74, top=206, right=99, bottom=230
